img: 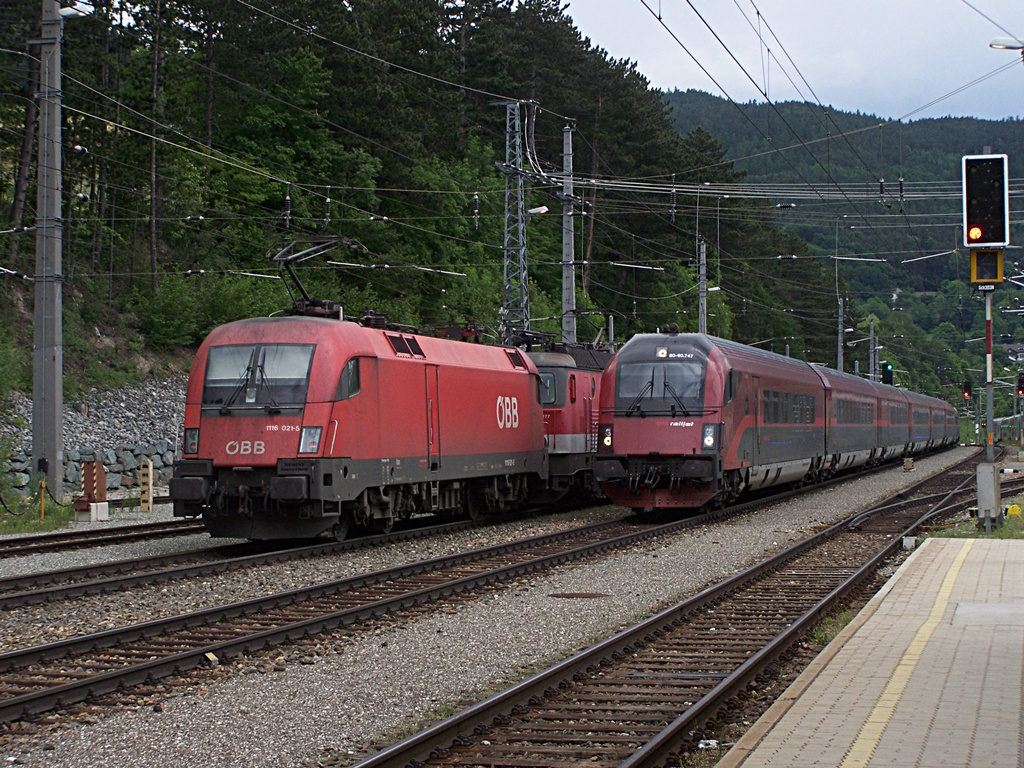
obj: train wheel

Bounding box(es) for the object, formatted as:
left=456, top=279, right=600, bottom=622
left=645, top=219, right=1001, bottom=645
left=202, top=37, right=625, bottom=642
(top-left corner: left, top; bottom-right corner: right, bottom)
left=371, top=517, right=394, bottom=535
left=464, top=490, right=482, bottom=521
left=331, top=517, right=350, bottom=542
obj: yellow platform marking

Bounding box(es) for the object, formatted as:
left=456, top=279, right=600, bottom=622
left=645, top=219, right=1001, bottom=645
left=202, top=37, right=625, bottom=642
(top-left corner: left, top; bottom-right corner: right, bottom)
left=839, top=540, right=973, bottom=768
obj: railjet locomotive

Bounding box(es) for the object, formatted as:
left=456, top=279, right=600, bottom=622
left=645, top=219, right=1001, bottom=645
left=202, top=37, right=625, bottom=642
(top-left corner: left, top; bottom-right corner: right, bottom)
left=593, top=331, right=959, bottom=511
left=169, top=316, right=549, bottom=540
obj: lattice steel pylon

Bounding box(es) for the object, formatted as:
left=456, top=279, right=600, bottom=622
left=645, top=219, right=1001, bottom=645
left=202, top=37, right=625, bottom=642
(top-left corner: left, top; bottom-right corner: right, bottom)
left=498, top=101, right=528, bottom=345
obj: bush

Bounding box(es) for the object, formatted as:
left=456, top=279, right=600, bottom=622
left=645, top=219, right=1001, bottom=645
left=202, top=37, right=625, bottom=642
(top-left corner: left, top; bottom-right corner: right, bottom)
left=136, top=275, right=201, bottom=350
left=0, top=324, right=29, bottom=401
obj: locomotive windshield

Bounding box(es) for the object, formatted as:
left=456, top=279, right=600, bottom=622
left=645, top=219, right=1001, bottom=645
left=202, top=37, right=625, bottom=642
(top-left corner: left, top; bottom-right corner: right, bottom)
left=203, top=343, right=315, bottom=410
left=616, top=360, right=704, bottom=416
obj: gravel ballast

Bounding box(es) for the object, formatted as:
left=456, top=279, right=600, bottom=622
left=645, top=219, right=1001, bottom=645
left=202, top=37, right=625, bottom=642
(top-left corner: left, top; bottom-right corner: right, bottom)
left=0, top=447, right=977, bottom=767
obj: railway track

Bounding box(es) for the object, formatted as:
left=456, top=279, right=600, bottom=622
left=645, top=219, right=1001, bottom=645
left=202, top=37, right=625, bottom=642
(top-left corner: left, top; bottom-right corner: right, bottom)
left=0, top=517, right=493, bottom=609
left=0, top=518, right=205, bottom=559
left=0, top=515, right=704, bottom=723
left=0, top=449, right=1001, bottom=729
left=341, top=449, right=999, bottom=768
left=0, top=453, right=938, bottom=608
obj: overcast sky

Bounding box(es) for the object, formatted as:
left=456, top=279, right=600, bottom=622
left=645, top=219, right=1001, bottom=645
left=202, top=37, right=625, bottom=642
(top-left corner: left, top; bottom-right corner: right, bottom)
left=566, top=0, right=1024, bottom=122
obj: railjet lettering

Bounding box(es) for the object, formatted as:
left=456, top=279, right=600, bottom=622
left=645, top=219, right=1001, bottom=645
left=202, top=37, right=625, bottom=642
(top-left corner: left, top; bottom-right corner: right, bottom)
left=225, top=440, right=266, bottom=455
left=496, top=396, right=520, bottom=429
left=669, top=421, right=695, bottom=428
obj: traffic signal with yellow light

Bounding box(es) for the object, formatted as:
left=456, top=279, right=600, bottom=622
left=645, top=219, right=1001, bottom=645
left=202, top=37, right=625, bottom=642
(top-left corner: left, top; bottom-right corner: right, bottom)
left=963, top=380, right=973, bottom=400
left=962, top=154, right=1009, bottom=248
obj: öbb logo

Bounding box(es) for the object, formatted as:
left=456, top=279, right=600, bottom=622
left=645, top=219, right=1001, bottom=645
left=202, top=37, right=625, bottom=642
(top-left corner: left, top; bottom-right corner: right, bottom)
left=496, top=396, right=519, bottom=429
left=225, top=440, right=266, bottom=455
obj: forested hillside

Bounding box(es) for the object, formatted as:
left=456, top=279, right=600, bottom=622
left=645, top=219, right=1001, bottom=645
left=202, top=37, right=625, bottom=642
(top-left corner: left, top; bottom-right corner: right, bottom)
left=663, top=88, right=1024, bottom=411
left=664, top=88, right=1024, bottom=269
left=1, top=0, right=1019, bottom=415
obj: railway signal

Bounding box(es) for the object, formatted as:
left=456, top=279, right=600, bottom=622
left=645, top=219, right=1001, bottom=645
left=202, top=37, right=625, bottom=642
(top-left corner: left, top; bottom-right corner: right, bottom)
left=1017, top=373, right=1024, bottom=397
left=969, top=249, right=1003, bottom=284
left=962, top=154, right=1009, bottom=248
left=963, top=380, right=973, bottom=400
left=881, top=363, right=894, bottom=385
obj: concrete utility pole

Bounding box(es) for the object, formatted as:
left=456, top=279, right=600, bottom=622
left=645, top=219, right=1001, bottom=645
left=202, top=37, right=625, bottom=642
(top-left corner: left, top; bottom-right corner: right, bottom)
left=698, top=238, right=707, bottom=334
left=868, top=321, right=876, bottom=380
left=837, top=297, right=844, bottom=371
left=560, top=122, right=576, bottom=345
left=32, top=0, right=64, bottom=492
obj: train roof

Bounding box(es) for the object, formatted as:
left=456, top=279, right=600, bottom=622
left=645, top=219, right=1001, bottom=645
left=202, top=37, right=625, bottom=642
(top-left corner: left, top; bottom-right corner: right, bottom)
left=614, top=332, right=956, bottom=411
left=199, top=316, right=539, bottom=373
left=527, top=346, right=612, bottom=372
left=616, top=332, right=817, bottom=375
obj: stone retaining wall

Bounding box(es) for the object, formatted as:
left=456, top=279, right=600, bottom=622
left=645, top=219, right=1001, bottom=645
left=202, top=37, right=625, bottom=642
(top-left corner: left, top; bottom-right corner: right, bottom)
left=5, top=440, right=177, bottom=493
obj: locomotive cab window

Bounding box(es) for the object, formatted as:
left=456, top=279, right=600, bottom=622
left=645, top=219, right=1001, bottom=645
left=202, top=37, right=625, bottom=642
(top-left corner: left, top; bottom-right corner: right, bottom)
left=539, top=372, right=558, bottom=406
left=335, top=358, right=362, bottom=400
left=203, top=343, right=314, bottom=409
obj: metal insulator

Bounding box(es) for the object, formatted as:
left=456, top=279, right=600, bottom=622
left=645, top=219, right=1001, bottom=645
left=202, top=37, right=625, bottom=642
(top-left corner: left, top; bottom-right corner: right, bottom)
left=284, top=183, right=291, bottom=230
left=670, top=173, right=676, bottom=223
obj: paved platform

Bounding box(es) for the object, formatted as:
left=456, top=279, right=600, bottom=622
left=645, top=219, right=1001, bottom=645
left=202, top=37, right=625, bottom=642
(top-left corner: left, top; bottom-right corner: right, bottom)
left=719, top=537, right=1024, bottom=768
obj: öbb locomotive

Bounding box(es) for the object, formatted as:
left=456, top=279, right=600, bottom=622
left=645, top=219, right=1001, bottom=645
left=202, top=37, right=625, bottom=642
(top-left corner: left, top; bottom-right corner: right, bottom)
left=168, top=315, right=608, bottom=540
left=593, top=331, right=960, bottom=511
left=528, top=346, right=612, bottom=502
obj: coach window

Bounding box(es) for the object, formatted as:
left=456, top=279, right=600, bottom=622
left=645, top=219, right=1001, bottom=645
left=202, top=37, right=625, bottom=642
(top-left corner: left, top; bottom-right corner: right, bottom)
left=569, top=374, right=577, bottom=403
left=335, top=358, right=361, bottom=400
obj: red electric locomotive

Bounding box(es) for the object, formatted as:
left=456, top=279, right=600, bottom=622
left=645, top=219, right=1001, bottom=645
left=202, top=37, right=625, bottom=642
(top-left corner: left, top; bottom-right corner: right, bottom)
left=169, top=316, right=547, bottom=540
left=527, top=346, right=612, bottom=502
left=593, top=331, right=959, bottom=512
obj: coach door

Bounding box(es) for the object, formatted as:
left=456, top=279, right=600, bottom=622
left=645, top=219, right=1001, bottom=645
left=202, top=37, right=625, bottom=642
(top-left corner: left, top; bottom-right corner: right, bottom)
left=425, top=365, right=441, bottom=471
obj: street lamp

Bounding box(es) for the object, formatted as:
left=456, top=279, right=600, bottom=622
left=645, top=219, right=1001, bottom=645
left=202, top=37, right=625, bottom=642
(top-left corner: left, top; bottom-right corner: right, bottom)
left=991, top=37, right=1024, bottom=67
left=991, top=37, right=1024, bottom=51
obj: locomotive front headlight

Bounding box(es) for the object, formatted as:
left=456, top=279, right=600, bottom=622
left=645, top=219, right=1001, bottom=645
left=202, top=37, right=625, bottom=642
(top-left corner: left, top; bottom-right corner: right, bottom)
left=183, top=428, right=199, bottom=455
left=600, top=425, right=613, bottom=449
left=298, top=426, right=323, bottom=455
left=702, top=424, right=716, bottom=448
